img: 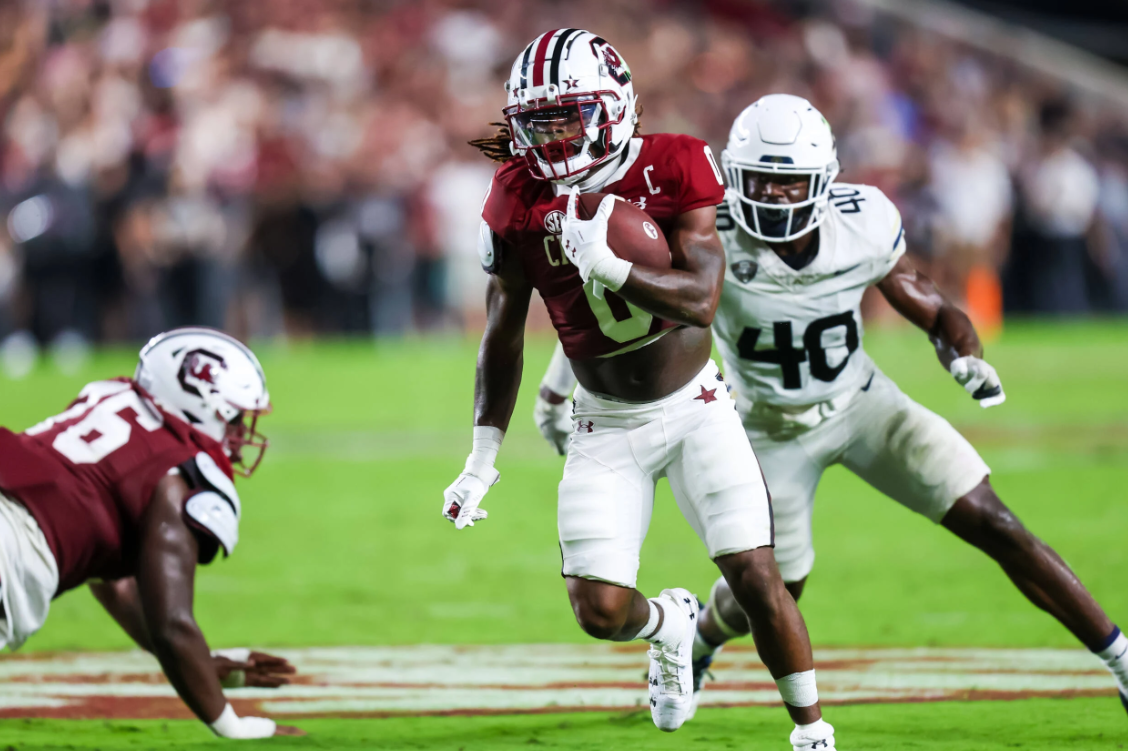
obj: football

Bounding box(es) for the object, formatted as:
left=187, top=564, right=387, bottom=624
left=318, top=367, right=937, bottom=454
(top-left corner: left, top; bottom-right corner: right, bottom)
left=576, top=193, right=672, bottom=270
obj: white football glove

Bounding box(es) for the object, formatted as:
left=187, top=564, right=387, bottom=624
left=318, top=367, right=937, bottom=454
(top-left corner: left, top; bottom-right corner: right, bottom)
left=208, top=703, right=276, bottom=739
left=950, top=355, right=1006, bottom=408
left=561, top=187, right=632, bottom=292
left=534, top=394, right=572, bottom=456
left=442, top=465, right=499, bottom=530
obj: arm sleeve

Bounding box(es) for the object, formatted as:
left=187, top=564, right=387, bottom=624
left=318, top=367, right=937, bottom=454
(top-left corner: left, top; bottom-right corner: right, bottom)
left=540, top=341, right=578, bottom=397
left=676, top=138, right=727, bottom=214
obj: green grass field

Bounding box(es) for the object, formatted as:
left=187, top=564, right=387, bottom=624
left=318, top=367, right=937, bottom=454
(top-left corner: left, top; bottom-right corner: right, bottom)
left=2, top=320, right=1127, bottom=748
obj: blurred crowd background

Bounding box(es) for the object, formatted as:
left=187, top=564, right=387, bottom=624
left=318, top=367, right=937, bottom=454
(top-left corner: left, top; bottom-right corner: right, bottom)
left=1, top=0, right=1127, bottom=363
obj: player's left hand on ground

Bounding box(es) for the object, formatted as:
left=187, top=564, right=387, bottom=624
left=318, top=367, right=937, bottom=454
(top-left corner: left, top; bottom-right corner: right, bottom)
left=442, top=466, right=499, bottom=530
left=212, top=648, right=297, bottom=689
left=561, top=187, right=624, bottom=289
left=534, top=391, right=572, bottom=456
left=274, top=725, right=307, bottom=736
left=950, top=355, right=1005, bottom=408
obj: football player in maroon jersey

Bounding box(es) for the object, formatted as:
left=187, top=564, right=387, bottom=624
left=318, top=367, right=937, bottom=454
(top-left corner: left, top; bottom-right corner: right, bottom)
left=453, top=31, right=836, bottom=748
left=0, top=328, right=299, bottom=739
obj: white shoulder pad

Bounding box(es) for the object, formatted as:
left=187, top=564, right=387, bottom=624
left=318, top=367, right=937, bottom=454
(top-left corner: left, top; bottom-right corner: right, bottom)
left=193, top=451, right=241, bottom=519
left=477, top=221, right=501, bottom=274
left=828, top=183, right=905, bottom=276
left=185, top=491, right=239, bottom=556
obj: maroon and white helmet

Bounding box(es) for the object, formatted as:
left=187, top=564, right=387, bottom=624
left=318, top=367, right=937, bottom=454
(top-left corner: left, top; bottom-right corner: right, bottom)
left=135, top=327, right=271, bottom=476
left=503, top=29, right=637, bottom=184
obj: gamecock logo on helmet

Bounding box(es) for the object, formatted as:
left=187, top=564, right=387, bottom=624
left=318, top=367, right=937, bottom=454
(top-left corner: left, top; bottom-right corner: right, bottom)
left=177, top=349, right=227, bottom=397
left=590, top=38, right=631, bottom=86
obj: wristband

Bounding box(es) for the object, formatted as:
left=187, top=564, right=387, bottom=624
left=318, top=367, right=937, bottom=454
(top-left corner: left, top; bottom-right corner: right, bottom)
left=209, top=703, right=276, bottom=739
left=465, top=426, right=504, bottom=477
left=589, top=256, right=633, bottom=292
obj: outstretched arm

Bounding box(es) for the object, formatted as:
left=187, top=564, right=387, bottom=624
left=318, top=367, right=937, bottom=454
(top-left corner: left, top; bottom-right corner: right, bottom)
left=875, top=254, right=982, bottom=369
left=475, top=247, right=534, bottom=431
left=89, top=578, right=154, bottom=651
left=442, top=241, right=533, bottom=529
left=876, top=255, right=1004, bottom=406
left=90, top=576, right=294, bottom=688
left=136, top=474, right=297, bottom=737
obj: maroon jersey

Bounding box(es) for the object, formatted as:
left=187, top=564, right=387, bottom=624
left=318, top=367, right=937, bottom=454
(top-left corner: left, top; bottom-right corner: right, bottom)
left=482, top=133, right=726, bottom=359
left=0, top=378, right=233, bottom=595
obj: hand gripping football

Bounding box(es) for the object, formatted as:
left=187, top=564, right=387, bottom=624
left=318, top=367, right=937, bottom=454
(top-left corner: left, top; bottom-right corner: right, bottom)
left=575, top=193, right=672, bottom=270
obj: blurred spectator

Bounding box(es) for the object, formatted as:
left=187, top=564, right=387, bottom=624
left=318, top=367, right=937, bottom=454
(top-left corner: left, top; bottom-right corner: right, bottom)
left=928, top=116, right=1012, bottom=303
left=1092, top=130, right=1128, bottom=311
left=0, top=0, right=1125, bottom=349
left=1007, top=99, right=1102, bottom=314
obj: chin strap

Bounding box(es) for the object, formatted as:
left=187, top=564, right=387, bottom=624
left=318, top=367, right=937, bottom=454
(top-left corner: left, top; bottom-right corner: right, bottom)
left=556, top=143, right=631, bottom=192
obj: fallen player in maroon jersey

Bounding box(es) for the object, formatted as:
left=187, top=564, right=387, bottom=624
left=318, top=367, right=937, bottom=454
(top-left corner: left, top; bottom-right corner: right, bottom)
left=0, top=327, right=300, bottom=739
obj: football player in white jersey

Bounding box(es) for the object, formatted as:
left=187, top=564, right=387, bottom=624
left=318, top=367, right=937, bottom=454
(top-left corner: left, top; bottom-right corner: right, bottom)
left=534, top=94, right=1128, bottom=719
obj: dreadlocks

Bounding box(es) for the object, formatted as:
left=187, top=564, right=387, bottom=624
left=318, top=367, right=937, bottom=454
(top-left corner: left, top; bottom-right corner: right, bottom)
left=468, top=105, right=644, bottom=164
left=468, top=123, right=514, bottom=164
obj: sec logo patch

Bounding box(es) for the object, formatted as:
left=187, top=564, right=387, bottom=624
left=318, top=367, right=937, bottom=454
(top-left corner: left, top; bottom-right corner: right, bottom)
left=642, top=221, right=658, bottom=240
left=544, top=210, right=565, bottom=235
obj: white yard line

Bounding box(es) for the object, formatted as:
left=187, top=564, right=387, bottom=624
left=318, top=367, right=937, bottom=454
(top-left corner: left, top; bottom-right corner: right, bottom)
left=0, top=645, right=1115, bottom=718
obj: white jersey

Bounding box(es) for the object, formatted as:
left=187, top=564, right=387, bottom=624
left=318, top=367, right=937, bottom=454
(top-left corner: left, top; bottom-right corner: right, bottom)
left=713, top=183, right=906, bottom=408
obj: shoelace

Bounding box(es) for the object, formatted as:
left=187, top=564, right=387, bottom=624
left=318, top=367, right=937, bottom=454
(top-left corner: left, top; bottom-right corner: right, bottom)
left=647, top=645, right=685, bottom=695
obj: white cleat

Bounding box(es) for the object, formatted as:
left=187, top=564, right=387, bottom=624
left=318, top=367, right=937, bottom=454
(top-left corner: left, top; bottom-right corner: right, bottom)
left=647, top=588, right=699, bottom=732
left=790, top=719, right=836, bottom=750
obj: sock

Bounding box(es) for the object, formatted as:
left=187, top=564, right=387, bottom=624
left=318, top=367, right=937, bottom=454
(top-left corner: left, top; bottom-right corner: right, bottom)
left=639, top=600, right=661, bottom=640
left=640, top=598, right=685, bottom=648
left=692, top=612, right=724, bottom=661
left=692, top=629, right=719, bottom=662
left=790, top=718, right=834, bottom=746
left=1094, top=626, right=1128, bottom=693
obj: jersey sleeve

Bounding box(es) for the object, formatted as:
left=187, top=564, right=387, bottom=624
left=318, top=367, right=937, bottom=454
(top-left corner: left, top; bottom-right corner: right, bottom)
left=674, top=136, right=727, bottom=214
left=481, top=169, right=524, bottom=243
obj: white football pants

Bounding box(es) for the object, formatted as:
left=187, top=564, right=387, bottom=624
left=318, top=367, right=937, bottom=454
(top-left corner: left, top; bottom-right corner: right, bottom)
left=558, top=360, right=774, bottom=589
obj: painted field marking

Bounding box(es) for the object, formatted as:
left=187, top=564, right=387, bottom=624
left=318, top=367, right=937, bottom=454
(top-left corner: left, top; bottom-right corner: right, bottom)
left=0, top=645, right=1115, bottom=719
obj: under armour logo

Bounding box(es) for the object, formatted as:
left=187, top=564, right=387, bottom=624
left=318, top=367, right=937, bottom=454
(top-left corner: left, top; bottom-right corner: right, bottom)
left=576, top=420, right=594, bottom=433
left=811, top=741, right=829, bottom=749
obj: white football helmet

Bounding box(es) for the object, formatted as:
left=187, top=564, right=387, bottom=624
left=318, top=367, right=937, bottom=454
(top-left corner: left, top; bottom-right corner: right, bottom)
left=721, top=94, right=840, bottom=242
left=135, top=327, right=271, bottom=476
left=503, top=29, right=637, bottom=184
